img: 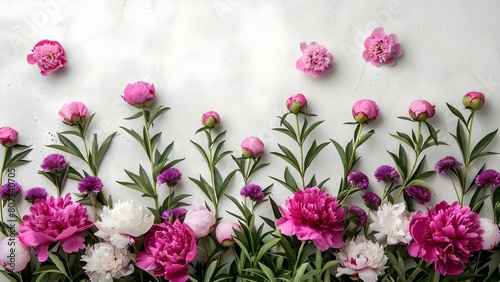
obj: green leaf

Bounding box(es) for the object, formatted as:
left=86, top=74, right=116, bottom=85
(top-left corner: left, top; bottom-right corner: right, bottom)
left=406, top=179, right=435, bottom=193
left=330, top=139, right=347, bottom=171
left=424, top=121, right=439, bottom=146
left=120, top=126, right=146, bottom=152
left=124, top=110, right=143, bottom=120
left=304, top=141, right=329, bottom=171
left=191, top=140, right=210, bottom=166
left=470, top=129, right=498, bottom=162
left=149, top=105, right=170, bottom=125
left=3, top=148, right=32, bottom=169
left=57, top=132, right=85, bottom=159
left=301, top=120, right=324, bottom=141
left=259, top=262, right=276, bottom=281
left=358, top=129, right=375, bottom=147
left=48, top=253, right=70, bottom=279
left=385, top=251, right=406, bottom=282
left=446, top=102, right=467, bottom=125
left=271, top=144, right=300, bottom=172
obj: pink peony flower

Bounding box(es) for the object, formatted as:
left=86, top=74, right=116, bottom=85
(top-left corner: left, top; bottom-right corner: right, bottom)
left=275, top=187, right=345, bottom=251
left=201, top=111, right=220, bottom=128
left=216, top=221, right=242, bottom=247
left=135, top=220, right=197, bottom=282
left=123, top=81, right=156, bottom=108
left=362, top=27, right=403, bottom=67
left=295, top=42, right=334, bottom=77
left=183, top=206, right=216, bottom=238
left=0, top=127, right=18, bottom=147
left=18, top=193, right=93, bottom=262
left=26, top=39, right=67, bottom=75
left=479, top=218, right=500, bottom=250
left=352, top=99, right=379, bottom=123
left=286, top=94, right=307, bottom=114
left=241, top=136, right=264, bottom=158
left=408, top=201, right=484, bottom=275
left=408, top=100, right=435, bottom=121
left=462, top=91, right=485, bottom=111
left=58, top=101, right=89, bottom=125
left=0, top=237, right=31, bottom=272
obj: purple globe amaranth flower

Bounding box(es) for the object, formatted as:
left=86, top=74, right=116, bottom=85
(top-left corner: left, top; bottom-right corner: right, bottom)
left=0, top=182, right=23, bottom=200
left=157, top=167, right=182, bottom=187
left=362, top=192, right=382, bottom=210
left=435, top=156, right=462, bottom=175
left=240, top=183, right=265, bottom=202
left=201, top=111, right=220, bottom=128
left=77, top=176, right=103, bottom=194
left=408, top=100, right=435, bottom=121
left=463, top=91, right=485, bottom=111
left=362, top=27, right=403, bottom=67
left=475, top=169, right=500, bottom=188
left=40, top=153, right=68, bottom=173
left=347, top=205, right=368, bottom=227
left=286, top=94, right=307, bottom=114
left=374, top=165, right=400, bottom=183
left=405, top=185, right=432, bottom=205
left=295, top=42, right=334, bottom=77
left=161, top=207, right=188, bottom=222
left=23, top=187, right=48, bottom=203
left=347, top=171, right=369, bottom=189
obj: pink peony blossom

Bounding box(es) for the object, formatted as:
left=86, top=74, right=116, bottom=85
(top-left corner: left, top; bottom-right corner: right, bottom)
left=241, top=136, right=264, bottom=158
left=216, top=221, right=242, bottom=247
left=462, top=91, right=485, bottom=111
left=295, top=42, right=334, bottom=77
left=0, top=237, right=31, bottom=272
left=0, top=127, right=18, bottom=147
left=183, top=206, right=216, bottom=238
left=362, top=27, right=402, bottom=67
left=408, top=100, right=435, bottom=121
left=201, top=111, right=220, bottom=128
left=123, top=81, right=156, bottom=108
left=352, top=99, right=379, bottom=123
left=135, top=220, right=197, bottom=282
left=408, top=201, right=483, bottom=275
left=27, top=39, right=67, bottom=75
left=18, top=193, right=93, bottom=262
left=286, top=93, right=307, bottom=114
left=275, top=187, right=345, bottom=251
left=58, top=101, right=89, bottom=125
left=479, top=218, right=500, bottom=250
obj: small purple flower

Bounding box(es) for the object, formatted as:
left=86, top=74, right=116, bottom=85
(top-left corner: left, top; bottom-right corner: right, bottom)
left=161, top=207, right=188, bottom=222
left=347, top=171, right=369, bottom=189
left=23, top=187, right=48, bottom=203
left=362, top=192, right=382, bottom=210
left=405, top=186, right=432, bottom=205
left=40, top=153, right=68, bottom=173
left=157, top=167, right=182, bottom=187
left=435, top=156, right=462, bottom=175
left=77, top=176, right=103, bottom=194
left=475, top=169, right=500, bottom=188
left=240, top=184, right=265, bottom=202
left=0, top=182, right=23, bottom=199
left=347, top=205, right=368, bottom=227
left=374, top=165, right=400, bottom=183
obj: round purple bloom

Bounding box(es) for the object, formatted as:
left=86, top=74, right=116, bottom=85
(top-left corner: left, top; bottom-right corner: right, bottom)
left=162, top=207, right=188, bottom=222
left=405, top=185, right=432, bottom=205
left=240, top=183, right=265, bottom=202
left=23, top=187, right=48, bottom=203
left=40, top=153, right=68, bottom=173
left=347, top=171, right=369, bottom=189
left=77, top=176, right=103, bottom=194
left=0, top=182, right=23, bottom=199
left=374, top=165, right=399, bottom=183
left=347, top=205, right=368, bottom=227
left=362, top=192, right=382, bottom=210
left=435, top=156, right=462, bottom=175
left=475, top=169, right=500, bottom=188
left=157, top=167, right=182, bottom=187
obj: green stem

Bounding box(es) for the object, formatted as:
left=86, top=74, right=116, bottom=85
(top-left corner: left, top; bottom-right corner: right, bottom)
left=90, top=193, right=100, bottom=221
left=0, top=148, right=7, bottom=223
left=293, top=241, right=306, bottom=279
left=244, top=158, right=252, bottom=185
left=295, top=114, right=306, bottom=189
left=341, top=123, right=364, bottom=194
left=339, top=185, right=354, bottom=205
left=450, top=176, right=462, bottom=205
left=207, top=129, right=218, bottom=220
left=462, top=112, right=475, bottom=200
left=394, top=122, right=422, bottom=203
left=167, top=185, right=173, bottom=210
left=142, top=109, right=159, bottom=211
left=407, top=258, right=423, bottom=280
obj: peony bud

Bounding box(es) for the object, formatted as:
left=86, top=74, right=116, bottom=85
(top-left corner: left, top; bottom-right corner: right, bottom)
left=0, top=127, right=18, bottom=147
left=184, top=206, right=216, bottom=238
left=58, top=101, right=89, bottom=125
left=352, top=99, right=379, bottom=123
left=0, top=237, right=31, bottom=272
left=286, top=94, right=307, bottom=114
left=201, top=111, right=220, bottom=128
left=123, top=81, right=155, bottom=108
left=241, top=136, right=264, bottom=158
left=408, top=100, right=435, bottom=121
left=462, top=91, right=485, bottom=111
left=27, top=39, right=67, bottom=76
left=480, top=218, right=500, bottom=250
left=215, top=221, right=242, bottom=247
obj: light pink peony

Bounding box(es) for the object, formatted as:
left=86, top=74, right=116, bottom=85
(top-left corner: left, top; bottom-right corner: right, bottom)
left=286, top=94, right=307, bottom=114
left=275, top=187, right=345, bottom=251
left=408, top=201, right=483, bottom=275
left=296, top=42, right=334, bottom=77
left=183, top=206, right=216, bottom=238
left=216, top=221, right=242, bottom=247
left=201, top=111, right=220, bottom=128
left=0, top=127, right=18, bottom=147
left=362, top=27, right=403, bottom=67
left=135, top=220, right=197, bottom=282
left=352, top=99, right=379, bottom=123
left=408, top=100, right=435, bottom=121
left=123, top=81, right=155, bottom=108
left=0, top=237, right=31, bottom=272
left=18, top=193, right=93, bottom=262
left=58, top=101, right=89, bottom=125
left=479, top=218, right=500, bottom=250
left=241, top=136, right=264, bottom=158
left=462, top=91, right=485, bottom=111
left=27, top=39, right=67, bottom=75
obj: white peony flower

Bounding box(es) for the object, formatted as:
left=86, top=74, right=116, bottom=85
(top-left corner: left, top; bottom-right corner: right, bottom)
left=370, top=202, right=412, bottom=245
left=81, top=242, right=134, bottom=282
left=480, top=217, right=500, bottom=250
left=335, top=236, right=388, bottom=282
left=95, top=200, right=154, bottom=248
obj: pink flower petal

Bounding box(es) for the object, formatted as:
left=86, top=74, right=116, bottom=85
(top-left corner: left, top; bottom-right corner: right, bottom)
left=136, top=252, right=160, bottom=271
left=60, top=235, right=85, bottom=253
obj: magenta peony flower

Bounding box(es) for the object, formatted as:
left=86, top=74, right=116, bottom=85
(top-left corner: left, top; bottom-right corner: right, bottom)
left=296, top=41, right=334, bottom=77
left=161, top=207, right=188, bottom=222
left=0, top=182, right=22, bottom=200
left=408, top=201, right=484, bottom=275
left=40, top=153, right=68, bottom=173
left=462, top=91, right=485, bottom=111
left=405, top=185, right=431, bottom=204
left=216, top=221, right=242, bottom=247
left=435, top=156, right=462, bottom=175
left=26, top=39, right=67, bottom=75
left=362, top=27, right=402, bottom=67
left=286, top=93, right=308, bottom=114
left=475, top=169, right=500, bottom=188
left=135, top=220, right=197, bottom=282
left=183, top=206, right=216, bottom=238
left=408, top=100, right=435, bottom=121
left=58, top=101, right=89, bottom=125
left=157, top=167, right=182, bottom=187
left=201, top=111, right=220, bottom=128
left=0, top=127, right=18, bottom=147
left=347, top=205, right=368, bottom=227
left=362, top=192, right=382, bottom=210
left=23, top=187, right=48, bottom=203
left=123, top=81, right=156, bottom=108
left=275, top=187, right=345, bottom=251
left=347, top=171, right=369, bottom=189
left=77, top=176, right=103, bottom=194
left=240, top=183, right=265, bottom=202
left=241, top=136, right=264, bottom=158
left=18, top=193, right=93, bottom=262
left=352, top=99, right=379, bottom=123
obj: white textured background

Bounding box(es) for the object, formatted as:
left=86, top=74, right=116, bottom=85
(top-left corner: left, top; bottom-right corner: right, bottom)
left=1, top=0, right=500, bottom=222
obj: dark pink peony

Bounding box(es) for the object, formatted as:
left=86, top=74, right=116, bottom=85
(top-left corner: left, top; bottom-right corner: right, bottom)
left=408, top=201, right=483, bottom=275
left=18, top=194, right=93, bottom=262
left=27, top=40, right=67, bottom=75
left=275, top=187, right=345, bottom=251
left=136, top=220, right=197, bottom=282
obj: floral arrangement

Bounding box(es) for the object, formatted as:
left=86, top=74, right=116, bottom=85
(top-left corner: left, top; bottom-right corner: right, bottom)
left=1, top=28, right=500, bottom=282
